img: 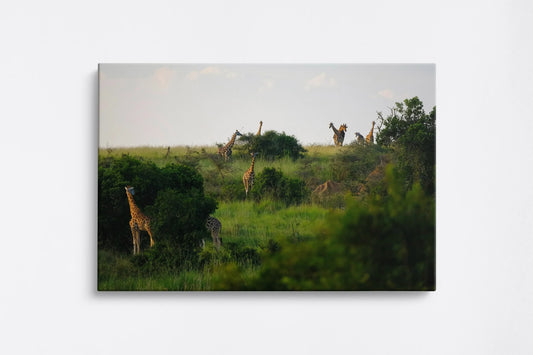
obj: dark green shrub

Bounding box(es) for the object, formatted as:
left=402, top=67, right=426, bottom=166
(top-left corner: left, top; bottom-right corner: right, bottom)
left=253, top=167, right=309, bottom=205
left=223, top=241, right=262, bottom=267
left=235, top=130, right=306, bottom=160
left=215, top=165, right=435, bottom=291
left=330, top=144, right=389, bottom=193
left=98, top=155, right=215, bottom=261
left=149, top=188, right=216, bottom=250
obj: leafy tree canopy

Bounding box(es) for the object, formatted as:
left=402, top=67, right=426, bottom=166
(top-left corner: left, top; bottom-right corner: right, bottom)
left=376, top=97, right=435, bottom=194
left=236, top=130, right=306, bottom=160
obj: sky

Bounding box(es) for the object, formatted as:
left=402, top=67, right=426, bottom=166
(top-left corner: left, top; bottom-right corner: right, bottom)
left=99, top=64, right=435, bottom=147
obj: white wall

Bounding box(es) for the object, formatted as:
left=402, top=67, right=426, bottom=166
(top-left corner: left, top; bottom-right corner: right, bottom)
left=1, top=1, right=532, bottom=354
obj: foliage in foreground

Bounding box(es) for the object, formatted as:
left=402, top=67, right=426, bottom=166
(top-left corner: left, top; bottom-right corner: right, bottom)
left=214, top=165, right=435, bottom=291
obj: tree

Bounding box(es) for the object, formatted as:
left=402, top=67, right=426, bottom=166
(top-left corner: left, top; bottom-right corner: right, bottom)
left=235, top=130, right=306, bottom=160
left=376, top=97, right=435, bottom=194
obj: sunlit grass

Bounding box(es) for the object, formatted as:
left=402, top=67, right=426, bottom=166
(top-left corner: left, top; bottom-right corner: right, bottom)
left=213, top=200, right=329, bottom=248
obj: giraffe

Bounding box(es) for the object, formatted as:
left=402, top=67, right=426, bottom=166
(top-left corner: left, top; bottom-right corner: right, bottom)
left=366, top=121, right=375, bottom=144
left=256, top=121, right=263, bottom=136
left=204, top=216, right=222, bottom=251
left=329, top=122, right=347, bottom=146
left=124, top=186, right=154, bottom=255
left=243, top=152, right=257, bottom=197
left=355, top=132, right=365, bottom=144
left=218, top=130, right=242, bottom=161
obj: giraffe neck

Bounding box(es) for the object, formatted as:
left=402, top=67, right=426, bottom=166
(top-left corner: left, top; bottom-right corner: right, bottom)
left=331, top=124, right=339, bottom=135
left=225, top=132, right=238, bottom=149
left=126, top=191, right=141, bottom=217
left=249, top=156, right=256, bottom=172
left=257, top=122, right=262, bottom=136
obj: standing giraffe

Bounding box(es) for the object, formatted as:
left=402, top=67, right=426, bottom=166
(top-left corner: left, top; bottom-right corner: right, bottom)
left=124, top=186, right=154, bottom=255
left=256, top=121, right=263, bottom=136
left=329, top=123, right=347, bottom=146
left=218, top=130, right=242, bottom=161
left=355, top=132, right=365, bottom=144
left=366, top=121, right=375, bottom=144
left=204, top=216, right=222, bottom=251
left=243, top=152, right=257, bottom=197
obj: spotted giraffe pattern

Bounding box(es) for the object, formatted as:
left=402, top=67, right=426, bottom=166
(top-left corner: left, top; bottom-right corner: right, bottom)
left=366, top=121, right=375, bottom=144
left=218, top=130, right=242, bottom=161
left=329, top=123, right=347, bottom=146
left=243, top=152, right=257, bottom=197
left=125, top=186, right=154, bottom=255
left=204, top=216, right=222, bottom=250
left=256, top=121, right=263, bottom=136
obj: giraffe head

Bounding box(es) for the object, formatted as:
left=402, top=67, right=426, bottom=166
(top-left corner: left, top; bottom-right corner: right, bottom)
left=329, top=122, right=333, bottom=128
left=235, top=130, right=242, bottom=136
left=250, top=152, right=258, bottom=158
left=339, top=124, right=347, bottom=132
left=125, top=186, right=135, bottom=195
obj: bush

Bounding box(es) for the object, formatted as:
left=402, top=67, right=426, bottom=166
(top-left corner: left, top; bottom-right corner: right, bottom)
left=98, top=155, right=215, bottom=261
left=235, top=130, right=306, bottom=160
left=215, top=165, right=435, bottom=291
left=329, top=143, right=389, bottom=193
left=253, top=167, right=309, bottom=205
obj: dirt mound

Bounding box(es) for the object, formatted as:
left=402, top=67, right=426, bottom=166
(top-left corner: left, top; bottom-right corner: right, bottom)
left=313, top=180, right=342, bottom=195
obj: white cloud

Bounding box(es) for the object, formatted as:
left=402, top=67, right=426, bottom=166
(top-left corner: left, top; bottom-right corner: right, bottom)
left=186, top=66, right=237, bottom=80
left=378, top=89, right=395, bottom=100
left=154, top=67, right=176, bottom=88
left=305, top=73, right=336, bottom=91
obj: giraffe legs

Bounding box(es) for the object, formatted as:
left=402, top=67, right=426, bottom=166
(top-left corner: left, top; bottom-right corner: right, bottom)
left=129, top=220, right=138, bottom=255
left=134, top=230, right=141, bottom=255
left=146, top=227, right=155, bottom=248
left=243, top=176, right=249, bottom=197
left=212, top=231, right=221, bottom=251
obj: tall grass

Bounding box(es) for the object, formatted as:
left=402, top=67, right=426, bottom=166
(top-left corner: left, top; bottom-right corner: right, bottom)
left=98, top=144, right=350, bottom=291
left=213, top=200, right=329, bottom=248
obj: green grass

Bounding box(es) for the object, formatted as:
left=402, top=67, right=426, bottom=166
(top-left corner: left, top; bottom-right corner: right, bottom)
left=98, top=144, right=371, bottom=291
left=98, top=199, right=332, bottom=291
left=98, top=271, right=213, bottom=291
left=98, top=144, right=341, bottom=176
left=213, top=200, right=329, bottom=248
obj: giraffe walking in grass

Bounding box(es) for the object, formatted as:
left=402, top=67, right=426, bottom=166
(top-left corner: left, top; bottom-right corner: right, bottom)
left=243, top=152, right=257, bottom=197
left=329, top=123, right=347, bottom=146
left=125, top=186, right=154, bottom=255
left=218, top=130, right=242, bottom=161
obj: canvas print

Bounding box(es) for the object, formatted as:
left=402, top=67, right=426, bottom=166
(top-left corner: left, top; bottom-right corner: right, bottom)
left=98, top=64, right=435, bottom=291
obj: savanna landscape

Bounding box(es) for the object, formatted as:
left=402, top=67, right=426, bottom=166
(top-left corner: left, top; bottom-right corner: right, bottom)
left=98, top=96, right=436, bottom=291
